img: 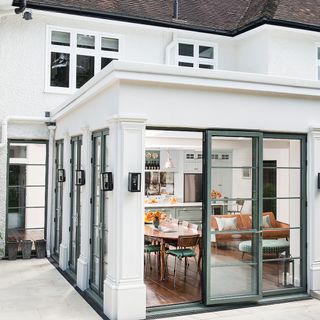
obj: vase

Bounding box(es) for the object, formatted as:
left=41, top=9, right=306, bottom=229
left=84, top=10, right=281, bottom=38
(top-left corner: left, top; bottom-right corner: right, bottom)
left=153, top=217, right=160, bottom=229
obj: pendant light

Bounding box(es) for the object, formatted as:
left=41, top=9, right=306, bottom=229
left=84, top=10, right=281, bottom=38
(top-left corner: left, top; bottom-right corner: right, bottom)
left=165, top=150, right=175, bottom=169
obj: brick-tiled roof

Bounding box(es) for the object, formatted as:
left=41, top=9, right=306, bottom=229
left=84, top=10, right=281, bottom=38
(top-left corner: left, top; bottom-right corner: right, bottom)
left=22, top=0, right=320, bottom=35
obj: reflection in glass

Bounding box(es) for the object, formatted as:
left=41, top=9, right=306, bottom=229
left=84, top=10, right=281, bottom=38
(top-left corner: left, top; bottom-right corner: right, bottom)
left=76, top=55, right=94, bottom=88
left=101, top=37, right=119, bottom=52
left=179, top=43, right=194, bottom=57
left=51, top=52, right=70, bottom=88
left=178, top=62, right=193, bottom=67
left=199, top=46, right=214, bottom=59
left=77, top=34, right=95, bottom=49
left=51, top=31, right=70, bottom=46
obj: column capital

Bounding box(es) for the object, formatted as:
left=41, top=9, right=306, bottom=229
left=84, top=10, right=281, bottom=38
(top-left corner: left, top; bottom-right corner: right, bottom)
left=107, top=114, right=147, bottom=125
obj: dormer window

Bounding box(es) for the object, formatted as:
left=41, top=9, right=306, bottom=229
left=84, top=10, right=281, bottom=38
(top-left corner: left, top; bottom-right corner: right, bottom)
left=177, top=41, right=216, bottom=70
left=46, top=26, right=122, bottom=93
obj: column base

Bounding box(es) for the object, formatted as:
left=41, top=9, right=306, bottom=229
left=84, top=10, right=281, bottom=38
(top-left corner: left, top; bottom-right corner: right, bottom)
left=77, top=256, right=89, bottom=291
left=104, top=277, right=146, bottom=320
left=59, top=243, right=68, bottom=270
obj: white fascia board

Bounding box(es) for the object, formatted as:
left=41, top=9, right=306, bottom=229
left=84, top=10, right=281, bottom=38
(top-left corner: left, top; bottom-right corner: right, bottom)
left=52, top=61, right=320, bottom=121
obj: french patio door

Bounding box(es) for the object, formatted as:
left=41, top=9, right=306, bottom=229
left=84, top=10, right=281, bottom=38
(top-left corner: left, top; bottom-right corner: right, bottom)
left=53, top=140, right=64, bottom=258
left=69, top=136, right=82, bottom=274
left=90, top=130, right=108, bottom=297
left=204, top=131, right=263, bottom=304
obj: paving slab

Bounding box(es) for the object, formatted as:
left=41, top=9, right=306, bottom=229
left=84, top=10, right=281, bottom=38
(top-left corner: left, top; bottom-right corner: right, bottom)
left=0, top=259, right=101, bottom=320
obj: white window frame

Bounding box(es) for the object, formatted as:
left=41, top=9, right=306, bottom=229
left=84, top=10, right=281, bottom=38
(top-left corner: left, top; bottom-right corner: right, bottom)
left=45, top=25, right=124, bottom=94
left=316, top=43, right=320, bottom=80
left=175, top=39, right=218, bottom=70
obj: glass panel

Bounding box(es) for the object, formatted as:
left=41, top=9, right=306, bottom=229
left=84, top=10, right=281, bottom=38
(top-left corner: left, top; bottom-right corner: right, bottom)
left=199, top=46, right=214, bottom=59
left=199, top=64, right=214, bottom=69
left=101, top=57, right=115, bottom=69
left=51, top=31, right=70, bottom=46
left=178, top=62, right=193, bottom=67
left=318, top=47, right=320, bottom=60
left=263, top=139, right=301, bottom=168
left=51, top=52, right=70, bottom=88
left=211, top=168, right=256, bottom=200
left=101, top=37, right=119, bottom=52
left=77, top=34, right=95, bottom=49
left=9, top=146, right=26, bottom=158
left=263, top=258, right=301, bottom=291
left=209, top=134, right=260, bottom=301
left=25, top=207, right=45, bottom=229
left=318, top=65, right=320, bottom=80
left=179, top=43, right=194, bottom=57
left=76, top=55, right=94, bottom=89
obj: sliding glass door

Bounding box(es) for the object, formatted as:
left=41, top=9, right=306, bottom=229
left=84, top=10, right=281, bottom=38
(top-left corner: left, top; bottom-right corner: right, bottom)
left=204, top=131, right=306, bottom=305
left=69, top=136, right=82, bottom=274
left=53, top=140, right=64, bottom=259
left=90, top=130, right=109, bottom=297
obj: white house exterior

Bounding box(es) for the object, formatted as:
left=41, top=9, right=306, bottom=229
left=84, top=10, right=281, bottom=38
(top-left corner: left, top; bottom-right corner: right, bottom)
left=1, top=0, right=320, bottom=319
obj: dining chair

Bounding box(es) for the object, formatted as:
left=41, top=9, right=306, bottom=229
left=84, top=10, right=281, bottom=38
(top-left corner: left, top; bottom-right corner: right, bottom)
left=182, top=220, right=189, bottom=227
left=165, top=235, right=200, bottom=288
left=227, top=199, right=245, bottom=214
left=144, top=244, right=160, bottom=272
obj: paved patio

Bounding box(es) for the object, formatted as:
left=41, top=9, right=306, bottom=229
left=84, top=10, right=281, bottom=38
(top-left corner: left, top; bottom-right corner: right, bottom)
left=1, top=258, right=320, bottom=320
left=0, top=258, right=101, bottom=320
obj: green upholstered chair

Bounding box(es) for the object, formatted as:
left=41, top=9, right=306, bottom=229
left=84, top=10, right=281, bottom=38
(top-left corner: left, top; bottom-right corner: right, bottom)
left=165, top=235, right=200, bottom=288
left=144, top=244, right=160, bottom=272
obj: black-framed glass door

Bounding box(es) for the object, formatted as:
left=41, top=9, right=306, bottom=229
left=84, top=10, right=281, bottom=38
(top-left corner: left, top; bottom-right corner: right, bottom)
left=90, top=130, right=109, bottom=297
left=204, top=131, right=263, bottom=304
left=69, top=136, right=82, bottom=274
left=53, top=140, right=64, bottom=259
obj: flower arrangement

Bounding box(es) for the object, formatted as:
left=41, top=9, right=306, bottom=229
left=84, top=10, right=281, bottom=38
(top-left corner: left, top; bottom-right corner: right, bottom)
left=144, top=211, right=167, bottom=228
left=211, top=189, right=222, bottom=199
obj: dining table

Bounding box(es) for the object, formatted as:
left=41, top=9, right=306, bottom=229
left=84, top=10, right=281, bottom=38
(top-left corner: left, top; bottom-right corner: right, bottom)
left=144, top=221, right=202, bottom=281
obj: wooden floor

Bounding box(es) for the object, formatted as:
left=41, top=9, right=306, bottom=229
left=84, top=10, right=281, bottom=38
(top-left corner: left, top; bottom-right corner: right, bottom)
left=145, top=253, right=201, bottom=307
left=145, top=246, right=295, bottom=308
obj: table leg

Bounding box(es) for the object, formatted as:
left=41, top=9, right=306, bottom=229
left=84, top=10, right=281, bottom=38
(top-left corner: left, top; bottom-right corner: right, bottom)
left=160, top=240, right=166, bottom=281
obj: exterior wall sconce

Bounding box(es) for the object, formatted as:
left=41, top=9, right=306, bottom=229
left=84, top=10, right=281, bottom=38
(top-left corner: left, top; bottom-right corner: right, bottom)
left=128, top=172, right=141, bottom=192
left=75, top=170, right=85, bottom=186
left=101, top=172, right=113, bottom=191
left=318, top=173, right=320, bottom=189
left=57, top=169, right=66, bottom=183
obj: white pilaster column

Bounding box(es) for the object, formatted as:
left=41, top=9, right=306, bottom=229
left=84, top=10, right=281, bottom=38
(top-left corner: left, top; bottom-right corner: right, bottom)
left=104, top=117, right=146, bottom=320
left=308, top=128, right=320, bottom=292
left=59, top=132, right=71, bottom=270
left=77, top=126, right=91, bottom=290
left=46, top=125, right=56, bottom=257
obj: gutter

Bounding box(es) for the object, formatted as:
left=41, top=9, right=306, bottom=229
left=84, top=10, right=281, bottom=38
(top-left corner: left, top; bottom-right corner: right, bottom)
left=0, top=116, right=50, bottom=148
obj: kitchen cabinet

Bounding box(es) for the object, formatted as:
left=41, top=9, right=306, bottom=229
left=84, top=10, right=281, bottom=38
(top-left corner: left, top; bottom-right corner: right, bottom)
left=184, top=151, right=202, bottom=173
left=175, top=207, right=202, bottom=225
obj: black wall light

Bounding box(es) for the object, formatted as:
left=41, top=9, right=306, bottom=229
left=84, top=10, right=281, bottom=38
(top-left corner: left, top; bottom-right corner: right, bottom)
left=318, top=173, right=320, bottom=189
left=75, top=170, right=85, bottom=186
left=58, top=169, right=66, bottom=183
left=101, top=172, right=113, bottom=191
left=128, top=172, right=141, bottom=192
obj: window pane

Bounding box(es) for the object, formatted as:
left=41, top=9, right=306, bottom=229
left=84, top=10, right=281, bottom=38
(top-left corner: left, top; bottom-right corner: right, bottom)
left=101, top=57, right=116, bottom=69
left=77, top=34, right=95, bottom=49
left=9, top=146, right=26, bottom=158
left=199, top=64, right=214, bottom=69
left=179, top=43, right=194, bottom=57
left=101, top=37, right=119, bottom=52
left=76, top=55, right=95, bottom=89
left=318, top=47, right=320, bottom=60
left=199, top=46, right=214, bottom=59
left=51, top=31, right=70, bottom=46
left=178, top=62, right=193, bottom=67
left=318, top=65, right=320, bottom=80
left=51, top=52, right=70, bottom=88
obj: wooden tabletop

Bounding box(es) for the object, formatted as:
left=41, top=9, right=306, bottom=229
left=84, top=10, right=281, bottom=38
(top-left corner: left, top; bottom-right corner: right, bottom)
left=144, top=221, right=201, bottom=241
